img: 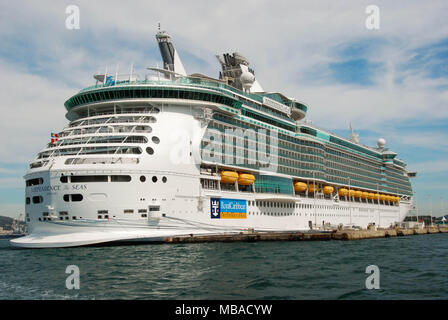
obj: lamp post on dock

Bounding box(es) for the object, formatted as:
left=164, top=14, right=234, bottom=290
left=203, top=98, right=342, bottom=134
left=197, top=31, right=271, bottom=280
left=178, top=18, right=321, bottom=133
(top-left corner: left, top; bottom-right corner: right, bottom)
left=441, top=197, right=445, bottom=224
left=426, top=194, right=434, bottom=227
left=430, top=195, right=434, bottom=227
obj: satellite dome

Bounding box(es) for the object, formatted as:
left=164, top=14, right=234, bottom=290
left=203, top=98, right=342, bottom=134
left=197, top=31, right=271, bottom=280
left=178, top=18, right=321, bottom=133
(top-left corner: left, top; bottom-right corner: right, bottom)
left=240, top=70, right=255, bottom=84
left=240, top=71, right=255, bottom=92
left=377, top=138, right=386, bottom=148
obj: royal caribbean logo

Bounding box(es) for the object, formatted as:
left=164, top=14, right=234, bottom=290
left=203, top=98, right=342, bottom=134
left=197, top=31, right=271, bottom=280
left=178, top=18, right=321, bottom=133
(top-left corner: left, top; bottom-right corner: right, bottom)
left=210, top=198, right=247, bottom=219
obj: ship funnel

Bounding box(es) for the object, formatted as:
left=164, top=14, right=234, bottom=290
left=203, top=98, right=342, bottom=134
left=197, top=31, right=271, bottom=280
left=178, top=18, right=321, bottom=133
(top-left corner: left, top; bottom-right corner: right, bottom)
left=155, top=29, right=187, bottom=76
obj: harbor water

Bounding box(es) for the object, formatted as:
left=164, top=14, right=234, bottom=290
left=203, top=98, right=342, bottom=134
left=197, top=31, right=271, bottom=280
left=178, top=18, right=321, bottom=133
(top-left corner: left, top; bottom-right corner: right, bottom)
left=0, top=233, right=447, bottom=300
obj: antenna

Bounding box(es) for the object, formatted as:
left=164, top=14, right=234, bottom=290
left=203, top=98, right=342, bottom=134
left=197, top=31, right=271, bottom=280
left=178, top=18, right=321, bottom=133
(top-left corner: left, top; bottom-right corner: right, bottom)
left=158, top=23, right=161, bottom=31
left=349, top=122, right=360, bottom=144
left=129, top=63, right=134, bottom=82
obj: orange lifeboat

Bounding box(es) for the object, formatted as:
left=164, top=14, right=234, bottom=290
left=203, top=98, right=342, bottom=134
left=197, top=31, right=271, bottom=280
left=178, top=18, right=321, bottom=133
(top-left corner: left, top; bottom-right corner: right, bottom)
left=380, top=194, right=387, bottom=201
left=361, top=192, right=369, bottom=199
left=294, top=182, right=307, bottom=192
left=349, top=189, right=356, bottom=197
left=220, top=171, right=238, bottom=184
left=367, top=193, right=375, bottom=200
left=354, top=190, right=362, bottom=198
left=308, top=184, right=317, bottom=193
left=338, top=188, right=349, bottom=197
left=238, top=173, right=255, bottom=185
left=323, top=186, right=334, bottom=195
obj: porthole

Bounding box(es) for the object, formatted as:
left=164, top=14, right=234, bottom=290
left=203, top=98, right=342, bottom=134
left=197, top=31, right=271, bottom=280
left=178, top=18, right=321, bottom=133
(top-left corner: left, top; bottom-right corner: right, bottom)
left=152, top=176, right=158, bottom=183
left=152, top=136, right=160, bottom=144
left=162, top=176, right=167, bottom=183
left=146, top=147, right=154, bottom=155
left=140, top=175, right=146, bottom=182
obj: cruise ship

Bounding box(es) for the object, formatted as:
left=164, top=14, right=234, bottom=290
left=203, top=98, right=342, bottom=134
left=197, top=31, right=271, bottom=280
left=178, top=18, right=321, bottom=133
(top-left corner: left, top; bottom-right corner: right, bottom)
left=12, top=29, right=414, bottom=248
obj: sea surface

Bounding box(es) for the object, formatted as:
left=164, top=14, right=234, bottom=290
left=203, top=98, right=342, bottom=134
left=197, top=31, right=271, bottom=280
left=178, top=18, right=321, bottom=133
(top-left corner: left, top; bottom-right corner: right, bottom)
left=0, top=233, right=447, bottom=300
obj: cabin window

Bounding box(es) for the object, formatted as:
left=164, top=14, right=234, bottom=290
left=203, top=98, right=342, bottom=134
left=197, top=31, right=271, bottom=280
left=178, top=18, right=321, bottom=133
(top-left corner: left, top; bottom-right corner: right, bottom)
left=26, top=177, right=44, bottom=186
left=71, top=194, right=83, bottom=202
left=111, top=175, right=132, bottom=182
left=71, top=175, right=108, bottom=183
left=63, top=194, right=83, bottom=202
left=32, top=196, right=43, bottom=204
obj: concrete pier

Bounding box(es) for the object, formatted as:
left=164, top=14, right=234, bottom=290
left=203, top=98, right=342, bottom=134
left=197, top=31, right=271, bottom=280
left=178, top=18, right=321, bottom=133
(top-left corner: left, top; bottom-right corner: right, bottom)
left=164, top=226, right=448, bottom=243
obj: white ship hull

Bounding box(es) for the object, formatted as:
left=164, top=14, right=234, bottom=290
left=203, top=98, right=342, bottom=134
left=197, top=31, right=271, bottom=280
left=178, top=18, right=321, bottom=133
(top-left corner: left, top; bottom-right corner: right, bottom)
left=12, top=183, right=412, bottom=248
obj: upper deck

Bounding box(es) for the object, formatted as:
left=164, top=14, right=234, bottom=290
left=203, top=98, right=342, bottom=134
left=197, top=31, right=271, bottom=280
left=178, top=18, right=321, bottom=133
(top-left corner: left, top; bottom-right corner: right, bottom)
left=64, top=76, right=308, bottom=123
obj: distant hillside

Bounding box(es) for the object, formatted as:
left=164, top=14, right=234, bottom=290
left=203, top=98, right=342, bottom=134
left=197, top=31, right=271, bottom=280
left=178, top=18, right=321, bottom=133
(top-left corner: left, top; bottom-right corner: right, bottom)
left=0, top=216, right=25, bottom=230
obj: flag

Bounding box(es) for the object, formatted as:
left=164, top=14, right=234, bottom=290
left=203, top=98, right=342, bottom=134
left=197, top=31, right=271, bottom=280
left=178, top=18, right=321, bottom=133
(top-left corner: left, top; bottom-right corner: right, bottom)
left=50, top=132, right=59, bottom=144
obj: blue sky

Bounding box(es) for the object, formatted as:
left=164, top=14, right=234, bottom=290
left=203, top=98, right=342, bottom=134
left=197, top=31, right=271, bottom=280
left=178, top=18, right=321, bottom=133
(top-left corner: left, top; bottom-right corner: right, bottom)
left=0, top=0, right=447, bottom=218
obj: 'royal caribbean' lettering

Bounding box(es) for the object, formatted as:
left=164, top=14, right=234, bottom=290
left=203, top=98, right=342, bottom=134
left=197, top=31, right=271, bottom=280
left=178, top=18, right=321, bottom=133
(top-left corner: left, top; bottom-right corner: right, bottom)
left=210, top=198, right=247, bottom=219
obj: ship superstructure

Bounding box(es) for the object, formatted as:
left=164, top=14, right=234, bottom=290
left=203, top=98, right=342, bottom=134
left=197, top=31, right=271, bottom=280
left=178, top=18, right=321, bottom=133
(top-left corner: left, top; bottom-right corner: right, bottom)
left=12, top=30, right=413, bottom=248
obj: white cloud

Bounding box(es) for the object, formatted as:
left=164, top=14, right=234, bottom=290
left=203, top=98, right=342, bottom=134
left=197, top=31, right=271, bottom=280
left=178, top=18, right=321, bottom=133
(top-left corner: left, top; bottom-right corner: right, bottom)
left=0, top=59, right=73, bottom=163
left=408, top=160, right=448, bottom=174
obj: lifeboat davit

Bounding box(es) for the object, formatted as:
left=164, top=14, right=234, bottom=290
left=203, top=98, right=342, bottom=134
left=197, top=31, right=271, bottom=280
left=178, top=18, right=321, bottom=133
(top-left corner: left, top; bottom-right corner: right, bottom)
left=220, top=171, right=238, bottom=184
left=338, top=188, right=349, bottom=197
left=323, top=186, right=334, bottom=194
left=238, top=173, right=255, bottom=185
left=308, top=184, right=317, bottom=193
left=294, top=182, right=307, bottom=192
